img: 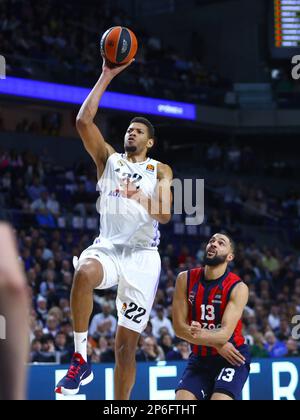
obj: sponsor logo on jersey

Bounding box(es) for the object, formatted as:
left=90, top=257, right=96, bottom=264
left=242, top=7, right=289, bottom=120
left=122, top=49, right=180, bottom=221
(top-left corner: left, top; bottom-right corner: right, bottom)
left=212, top=293, right=222, bottom=304
left=146, top=164, right=155, bottom=173
left=201, top=323, right=222, bottom=330
left=121, top=303, right=127, bottom=314
left=108, top=188, right=121, bottom=197
left=118, top=160, right=125, bottom=167
left=188, top=291, right=195, bottom=305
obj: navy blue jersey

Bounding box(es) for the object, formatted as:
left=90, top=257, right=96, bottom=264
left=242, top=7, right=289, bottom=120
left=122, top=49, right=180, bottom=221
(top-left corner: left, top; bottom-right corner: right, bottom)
left=187, top=267, right=246, bottom=357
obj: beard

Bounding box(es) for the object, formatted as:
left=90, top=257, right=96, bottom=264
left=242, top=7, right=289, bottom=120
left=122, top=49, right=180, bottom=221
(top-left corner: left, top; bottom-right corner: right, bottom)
left=203, top=252, right=227, bottom=267
left=125, top=145, right=137, bottom=153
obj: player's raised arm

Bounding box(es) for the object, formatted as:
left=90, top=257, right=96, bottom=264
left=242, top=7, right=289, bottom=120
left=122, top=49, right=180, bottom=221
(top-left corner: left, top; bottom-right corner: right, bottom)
left=76, top=57, right=134, bottom=177
left=190, top=282, right=249, bottom=347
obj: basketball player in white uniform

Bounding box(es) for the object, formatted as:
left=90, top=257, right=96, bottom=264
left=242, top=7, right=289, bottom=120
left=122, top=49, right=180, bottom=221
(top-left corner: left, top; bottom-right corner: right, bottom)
left=55, top=57, right=173, bottom=399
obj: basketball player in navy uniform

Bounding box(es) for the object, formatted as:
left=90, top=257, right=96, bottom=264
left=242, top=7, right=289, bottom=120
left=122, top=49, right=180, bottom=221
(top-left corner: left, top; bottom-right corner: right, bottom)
left=173, top=233, right=251, bottom=401
left=55, top=57, right=173, bottom=399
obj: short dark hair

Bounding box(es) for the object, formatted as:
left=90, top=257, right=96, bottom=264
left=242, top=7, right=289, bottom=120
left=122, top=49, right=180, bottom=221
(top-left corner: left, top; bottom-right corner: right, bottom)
left=219, top=232, right=236, bottom=253
left=130, top=116, right=155, bottom=139
left=41, top=334, right=54, bottom=345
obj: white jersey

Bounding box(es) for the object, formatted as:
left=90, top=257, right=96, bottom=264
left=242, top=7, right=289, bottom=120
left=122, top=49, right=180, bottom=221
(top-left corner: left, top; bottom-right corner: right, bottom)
left=97, top=153, right=161, bottom=249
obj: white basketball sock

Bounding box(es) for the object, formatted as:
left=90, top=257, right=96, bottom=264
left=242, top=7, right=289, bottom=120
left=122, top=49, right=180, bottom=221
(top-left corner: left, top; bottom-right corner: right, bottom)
left=74, top=332, right=88, bottom=362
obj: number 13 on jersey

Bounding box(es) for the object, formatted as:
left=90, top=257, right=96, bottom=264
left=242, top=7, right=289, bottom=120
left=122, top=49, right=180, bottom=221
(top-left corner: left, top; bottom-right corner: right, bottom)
left=200, top=305, right=215, bottom=321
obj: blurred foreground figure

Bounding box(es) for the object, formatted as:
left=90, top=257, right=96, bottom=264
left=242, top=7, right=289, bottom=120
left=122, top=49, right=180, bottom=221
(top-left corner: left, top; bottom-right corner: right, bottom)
left=0, top=223, right=29, bottom=400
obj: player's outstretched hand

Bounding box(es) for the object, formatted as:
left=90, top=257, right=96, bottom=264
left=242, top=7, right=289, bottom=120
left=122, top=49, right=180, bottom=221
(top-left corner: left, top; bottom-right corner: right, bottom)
left=216, top=342, right=246, bottom=367
left=102, top=55, right=135, bottom=79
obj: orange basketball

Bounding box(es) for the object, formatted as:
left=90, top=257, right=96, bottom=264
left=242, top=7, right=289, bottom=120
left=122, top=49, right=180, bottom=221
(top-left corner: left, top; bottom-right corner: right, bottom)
left=100, top=26, right=138, bottom=65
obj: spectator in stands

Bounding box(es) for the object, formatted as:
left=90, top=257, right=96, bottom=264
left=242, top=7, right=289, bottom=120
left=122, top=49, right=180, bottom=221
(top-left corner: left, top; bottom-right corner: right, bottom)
left=162, top=244, right=178, bottom=269
left=151, top=304, right=175, bottom=340
left=56, top=271, right=72, bottom=300
left=100, top=336, right=115, bottom=363
left=268, top=305, right=281, bottom=331
left=94, top=336, right=108, bottom=359
left=262, top=251, right=280, bottom=274
left=87, top=341, right=100, bottom=364
left=27, top=177, right=46, bottom=201
left=159, top=333, right=174, bottom=357
left=285, top=338, right=300, bottom=357
left=263, top=331, right=288, bottom=358
left=30, top=338, right=42, bottom=359
left=166, top=340, right=190, bottom=361
left=43, top=315, right=59, bottom=338
left=276, top=319, right=291, bottom=342
left=31, top=190, right=60, bottom=217
left=55, top=332, right=72, bottom=364
left=136, top=337, right=165, bottom=362
left=142, top=321, right=154, bottom=339
left=178, top=245, right=194, bottom=266
left=31, top=335, right=56, bottom=363
left=35, top=295, right=48, bottom=324
left=60, top=320, right=74, bottom=347
left=249, top=333, right=269, bottom=358
left=89, top=303, right=117, bottom=339
left=39, top=270, right=57, bottom=306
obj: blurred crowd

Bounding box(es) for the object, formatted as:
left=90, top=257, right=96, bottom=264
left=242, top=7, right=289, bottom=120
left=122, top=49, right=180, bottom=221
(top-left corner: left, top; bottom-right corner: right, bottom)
left=209, top=179, right=300, bottom=228
left=203, top=142, right=296, bottom=179
left=1, top=148, right=299, bottom=244
left=0, top=147, right=299, bottom=363
left=0, top=0, right=231, bottom=105
left=24, top=226, right=300, bottom=364
left=15, top=112, right=63, bottom=137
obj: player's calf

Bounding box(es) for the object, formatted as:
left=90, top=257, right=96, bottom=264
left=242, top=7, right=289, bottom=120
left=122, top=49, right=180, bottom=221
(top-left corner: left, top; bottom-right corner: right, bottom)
left=114, top=326, right=140, bottom=400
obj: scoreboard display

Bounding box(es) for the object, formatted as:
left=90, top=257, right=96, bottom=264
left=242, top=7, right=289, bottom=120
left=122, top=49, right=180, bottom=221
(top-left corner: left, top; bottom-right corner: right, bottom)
left=271, top=0, right=300, bottom=58
left=274, top=0, right=300, bottom=47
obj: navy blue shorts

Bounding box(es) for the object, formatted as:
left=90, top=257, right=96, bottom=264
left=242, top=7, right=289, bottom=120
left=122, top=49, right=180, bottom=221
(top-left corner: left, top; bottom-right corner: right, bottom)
left=176, top=345, right=251, bottom=400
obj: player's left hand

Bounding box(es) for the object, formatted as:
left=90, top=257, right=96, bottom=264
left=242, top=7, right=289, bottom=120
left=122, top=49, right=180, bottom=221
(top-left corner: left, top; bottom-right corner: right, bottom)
left=190, top=321, right=202, bottom=339
left=215, top=342, right=246, bottom=367
left=102, top=55, right=135, bottom=79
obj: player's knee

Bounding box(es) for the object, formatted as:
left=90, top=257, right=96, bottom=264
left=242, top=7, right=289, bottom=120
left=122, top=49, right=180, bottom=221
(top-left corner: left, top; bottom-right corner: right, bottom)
left=73, top=260, right=103, bottom=290
left=1, top=279, right=28, bottom=299
left=115, top=342, right=136, bottom=366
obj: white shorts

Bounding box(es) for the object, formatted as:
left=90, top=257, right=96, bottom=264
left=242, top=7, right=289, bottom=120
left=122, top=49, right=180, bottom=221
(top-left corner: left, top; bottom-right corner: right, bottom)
left=76, top=237, right=161, bottom=334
